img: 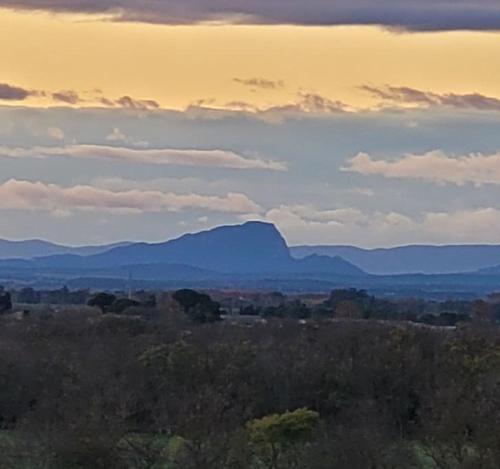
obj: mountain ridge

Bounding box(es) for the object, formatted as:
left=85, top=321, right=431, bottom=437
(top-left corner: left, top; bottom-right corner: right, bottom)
left=0, top=222, right=365, bottom=278
left=4, top=226, right=500, bottom=276
left=291, top=244, right=500, bottom=275
left=0, top=239, right=132, bottom=260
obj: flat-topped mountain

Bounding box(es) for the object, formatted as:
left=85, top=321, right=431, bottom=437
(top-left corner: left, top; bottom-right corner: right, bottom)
left=86, top=221, right=292, bottom=273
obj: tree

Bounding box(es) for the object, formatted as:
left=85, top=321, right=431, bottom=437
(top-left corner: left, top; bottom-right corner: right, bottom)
left=335, top=300, right=363, bottom=319
left=87, top=293, right=117, bottom=314
left=246, top=408, right=319, bottom=469
left=110, top=298, right=140, bottom=315
left=172, top=289, right=221, bottom=323
left=0, top=291, right=12, bottom=314
left=472, top=299, right=492, bottom=322
left=17, top=287, right=40, bottom=304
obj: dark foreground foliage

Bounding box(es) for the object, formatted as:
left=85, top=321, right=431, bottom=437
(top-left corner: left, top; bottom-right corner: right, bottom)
left=0, top=304, right=499, bottom=468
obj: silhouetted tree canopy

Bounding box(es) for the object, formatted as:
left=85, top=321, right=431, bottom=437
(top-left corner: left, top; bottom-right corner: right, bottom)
left=173, top=289, right=221, bottom=323
left=87, top=292, right=117, bottom=314
left=0, top=290, right=12, bottom=314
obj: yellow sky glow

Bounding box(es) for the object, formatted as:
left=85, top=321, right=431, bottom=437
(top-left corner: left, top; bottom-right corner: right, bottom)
left=2, top=8, right=500, bottom=110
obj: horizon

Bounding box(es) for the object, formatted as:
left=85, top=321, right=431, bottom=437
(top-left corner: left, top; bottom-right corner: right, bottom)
left=4, top=219, right=500, bottom=251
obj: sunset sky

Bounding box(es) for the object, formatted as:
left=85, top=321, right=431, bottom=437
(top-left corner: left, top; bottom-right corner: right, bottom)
left=2, top=1, right=500, bottom=246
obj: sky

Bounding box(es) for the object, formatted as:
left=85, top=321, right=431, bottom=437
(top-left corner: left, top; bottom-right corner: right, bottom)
left=2, top=2, right=500, bottom=247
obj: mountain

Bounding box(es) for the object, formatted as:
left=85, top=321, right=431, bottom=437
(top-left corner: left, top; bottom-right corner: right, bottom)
left=70, top=221, right=293, bottom=273
left=0, top=222, right=365, bottom=279
left=284, top=254, right=365, bottom=276
left=476, top=264, right=500, bottom=275
left=0, top=239, right=131, bottom=260
left=291, top=244, right=500, bottom=275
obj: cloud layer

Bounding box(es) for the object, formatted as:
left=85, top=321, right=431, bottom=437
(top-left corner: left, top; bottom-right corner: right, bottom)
left=0, top=82, right=160, bottom=110
left=0, top=179, right=260, bottom=214
left=0, top=144, right=286, bottom=171
left=362, top=86, right=500, bottom=111
left=3, top=0, right=500, bottom=30
left=258, top=204, right=500, bottom=246
left=344, top=151, right=500, bottom=186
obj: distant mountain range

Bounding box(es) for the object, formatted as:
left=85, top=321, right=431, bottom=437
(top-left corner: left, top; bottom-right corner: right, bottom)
left=476, top=265, right=500, bottom=275
left=4, top=223, right=500, bottom=298
left=291, top=245, right=500, bottom=275
left=0, top=222, right=364, bottom=280
left=0, top=239, right=131, bottom=260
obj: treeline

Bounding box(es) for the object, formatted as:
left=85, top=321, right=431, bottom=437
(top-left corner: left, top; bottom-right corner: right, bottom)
left=237, top=288, right=497, bottom=327
left=5, top=285, right=500, bottom=327
left=0, top=301, right=500, bottom=468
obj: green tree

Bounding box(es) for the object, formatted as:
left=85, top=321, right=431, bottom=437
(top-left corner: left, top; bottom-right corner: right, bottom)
left=246, top=408, right=319, bottom=469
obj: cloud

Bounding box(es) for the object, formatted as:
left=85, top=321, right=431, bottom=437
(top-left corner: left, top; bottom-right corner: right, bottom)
left=350, top=187, right=375, bottom=197
left=234, top=78, right=285, bottom=90
left=0, top=179, right=261, bottom=214
left=0, top=84, right=84, bottom=105
left=3, top=0, right=500, bottom=31
left=0, top=82, right=160, bottom=110
left=106, top=128, right=149, bottom=148
left=0, top=144, right=287, bottom=170
left=54, top=91, right=160, bottom=110
left=114, top=96, right=160, bottom=110
left=362, top=86, right=500, bottom=111
left=46, top=127, right=65, bottom=141
left=264, top=205, right=368, bottom=225
left=343, top=150, right=500, bottom=186
left=276, top=92, right=347, bottom=114
left=254, top=204, right=500, bottom=246
left=189, top=91, right=348, bottom=120
left=51, top=90, right=81, bottom=105
left=0, top=83, right=33, bottom=101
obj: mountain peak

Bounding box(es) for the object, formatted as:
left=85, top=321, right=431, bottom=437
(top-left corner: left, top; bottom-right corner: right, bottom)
left=89, top=221, right=292, bottom=273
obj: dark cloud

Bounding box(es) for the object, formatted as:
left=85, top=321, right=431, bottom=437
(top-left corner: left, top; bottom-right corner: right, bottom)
left=295, top=92, right=346, bottom=113
left=52, top=90, right=81, bottom=104
left=362, top=85, right=500, bottom=111
left=2, top=0, right=500, bottom=31
left=0, top=82, right=160, bottom=110
left=361, top=86, right=436, bottom=106
left=0, top=83, right=32, bottom=101
left=99, top=95, right=161, bottom=110
left=438, top=93, right=500, bottom=111
left=0, top=83, right=83, bottom=104
left=115, top=96, right=160, bottom=110
left=234, top=78, right=285, bottom=90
